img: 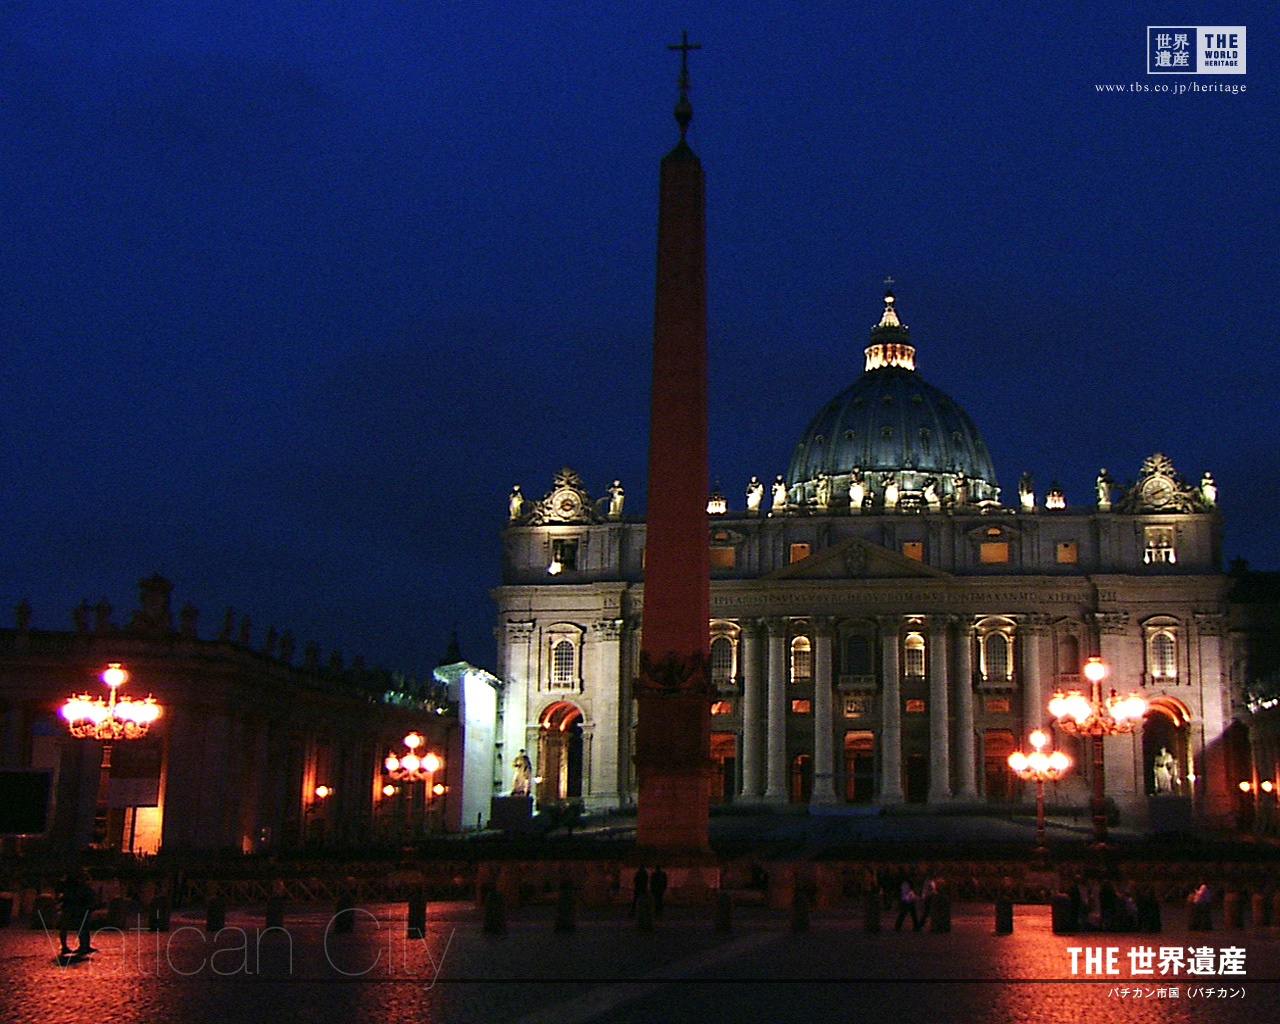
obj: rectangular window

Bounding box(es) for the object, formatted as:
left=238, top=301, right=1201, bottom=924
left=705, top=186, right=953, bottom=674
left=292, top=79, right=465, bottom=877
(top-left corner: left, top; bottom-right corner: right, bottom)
left=905, top=698, right=926, bottom=714
left=709, top=546, right=736, bottom=568
left=1056, top=541, right=1078, bottom=564
left=1144, top=526, right=1177, bottom=564
left=710, top=700, right=734, bottom=716
left=980, top=541, right=1010, bottom=563
left=985, top=697, right=1011, bottom=713
left=902, top=541, right=924, bottom=561
left=843, top=697, right=867, bottom=718
left=790, top=699, right=812, bottom=714
left=789, top=543, right=811, bottom=563
left=551, top=538, right=578, bottom=572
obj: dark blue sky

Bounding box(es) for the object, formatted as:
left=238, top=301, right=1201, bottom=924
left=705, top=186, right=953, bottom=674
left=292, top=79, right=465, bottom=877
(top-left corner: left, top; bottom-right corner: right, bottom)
left=1, top=4, right=1274, bottom=678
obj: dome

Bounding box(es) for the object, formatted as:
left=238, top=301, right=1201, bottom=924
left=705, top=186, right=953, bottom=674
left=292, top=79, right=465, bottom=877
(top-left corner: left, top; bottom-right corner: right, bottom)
left=785, top=289, right=999, bottom=511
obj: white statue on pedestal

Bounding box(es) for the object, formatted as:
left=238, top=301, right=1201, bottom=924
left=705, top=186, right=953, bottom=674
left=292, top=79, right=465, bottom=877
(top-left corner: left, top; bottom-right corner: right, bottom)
left=746, top=476, right=764, bottom=512
left=771, top=476, right=788, bottom=513
left=849, top=468, right=865, bottom=513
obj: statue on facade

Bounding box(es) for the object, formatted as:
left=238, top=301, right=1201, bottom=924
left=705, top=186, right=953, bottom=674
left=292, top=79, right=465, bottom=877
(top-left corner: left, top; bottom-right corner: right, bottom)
left=607, top=479, right=625, bottom=517
left=771, top=475, right=788, bottom=513
left=1096, top=469, right=1114, bottom=510
left=815, top=472, right=831, bottom=510
left=923, top=477, right=940, bottom=511
left=1019, top=472, right=1035, bottom=511
left=1153, top=747, right=1176, bottom=794
left=1200, top=472, right=1217, bottom=507
left=849, top=467, right=865, bottom=513
left=508, top=485, right=525, bottom=521
left=746, top=475, right=764, bottom=513
left=883, top=474, right=899, bottom=511
left=511, top=749, right=532, bottom=797
left=954, top=471, right=969, bottom=507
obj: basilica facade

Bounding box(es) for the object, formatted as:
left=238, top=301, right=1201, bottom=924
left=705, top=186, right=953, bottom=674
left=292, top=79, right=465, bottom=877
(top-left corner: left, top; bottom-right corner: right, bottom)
left=493, top=290, right=1237, bottom=832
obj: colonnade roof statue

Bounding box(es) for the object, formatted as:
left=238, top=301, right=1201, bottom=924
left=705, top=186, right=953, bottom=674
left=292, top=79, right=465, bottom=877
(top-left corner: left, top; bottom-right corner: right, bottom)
left=786, top=284, right=1000, bottom=510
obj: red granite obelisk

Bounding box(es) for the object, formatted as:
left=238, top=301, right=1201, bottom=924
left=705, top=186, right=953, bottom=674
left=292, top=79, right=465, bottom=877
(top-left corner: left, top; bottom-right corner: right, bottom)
left=634, top=33, right=711, bottom=854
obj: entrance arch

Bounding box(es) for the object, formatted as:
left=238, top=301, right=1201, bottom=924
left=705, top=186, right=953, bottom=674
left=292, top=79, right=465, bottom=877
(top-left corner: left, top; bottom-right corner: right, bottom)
left=537, top=701, right=584, bottom=804
left=1143, top=697, right=1191, bottom=797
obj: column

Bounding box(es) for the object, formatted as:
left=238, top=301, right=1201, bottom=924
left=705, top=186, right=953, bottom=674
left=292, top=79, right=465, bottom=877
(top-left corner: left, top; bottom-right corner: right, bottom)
left=954, top=618, right=978, bottom=799
left=590, top=618, right=624, bottom=806
left=810, top=618, right=838, bottom=806
left=878, top=619, right=904, bottom=804
left=928, top=616, right=952, bottom=802
left=1021, top=616, right=1048, bottom=737
left=739, top=619, right=764, bottom=801
left=763, top=618, right=789, bottom=803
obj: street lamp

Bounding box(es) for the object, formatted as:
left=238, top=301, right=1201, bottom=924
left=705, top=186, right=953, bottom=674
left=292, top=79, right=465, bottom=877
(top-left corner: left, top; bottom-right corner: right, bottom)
left=384, top=732, right=443, bottom=836
left=1048, top=656, right=1147, bottom=846
left=60, top=663, right=162, bottom=740
left=1007, top=729, right=1072, bottom=855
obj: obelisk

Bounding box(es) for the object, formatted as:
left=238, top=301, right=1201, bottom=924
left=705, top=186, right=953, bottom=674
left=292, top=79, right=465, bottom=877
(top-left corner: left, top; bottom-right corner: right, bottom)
left=634, top=32, right=711, bottom=854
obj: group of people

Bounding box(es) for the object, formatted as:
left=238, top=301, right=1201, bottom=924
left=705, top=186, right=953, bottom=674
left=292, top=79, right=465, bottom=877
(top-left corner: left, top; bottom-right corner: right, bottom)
left=55, top=869, right=98, bottom=958
left=893, top=874, right=941, bottom=932
left=630, top=866, right=669, bottom=917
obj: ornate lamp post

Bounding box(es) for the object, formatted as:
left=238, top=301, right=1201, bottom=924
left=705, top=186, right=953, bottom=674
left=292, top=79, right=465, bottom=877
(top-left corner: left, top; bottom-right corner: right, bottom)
left=60, top=663, right=161, bottom=740
left=384, top=732, right=443, bottom=837
left=1049, top=656, right=1147, bottom=846
left=1007, top=729, right=1072, bottom=855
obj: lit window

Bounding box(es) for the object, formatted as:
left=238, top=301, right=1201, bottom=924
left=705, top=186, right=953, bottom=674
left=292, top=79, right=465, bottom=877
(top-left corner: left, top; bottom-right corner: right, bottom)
left=905, top=698, right=926, bottom=714
left=982, top=632, right=1011, bottom=682
left=985, top=697, right=1010, bottom=713
left=550, top=538, right=578, bottom=573
left=710, top=546, right=736, bottom=568
left=1144, top=526, right=1177, bottom=564
left=790, top=636, right=812, bottom=684
left=903, top=633, right=925, bottom=678
left=902, top=541, right=923, bottom=561
left=551, top=639, right=576, bottom=688
left=843, top=696, right=867, bottom=718
left=980, top=542, right=1010, bottom=563
left=1151, top=631, right=1177, bottom=679
left=710, top=635, right=735, bottom=687
left=789, top=543, right=811, bottom=563
left=1056, top=541, right=1078, bottom=564
left=790, top=699, right=812, bottom=714
left=710, top=700, right=734, bottom=716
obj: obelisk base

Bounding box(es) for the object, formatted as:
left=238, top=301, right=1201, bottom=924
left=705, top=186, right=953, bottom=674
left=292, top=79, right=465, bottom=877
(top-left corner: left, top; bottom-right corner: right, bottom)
left=634, top=692, right=711, bottom=854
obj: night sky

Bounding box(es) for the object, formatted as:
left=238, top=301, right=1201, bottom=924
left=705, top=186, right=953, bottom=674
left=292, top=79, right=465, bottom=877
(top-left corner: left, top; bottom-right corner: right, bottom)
left=1, top=4, right=1275, bottom=679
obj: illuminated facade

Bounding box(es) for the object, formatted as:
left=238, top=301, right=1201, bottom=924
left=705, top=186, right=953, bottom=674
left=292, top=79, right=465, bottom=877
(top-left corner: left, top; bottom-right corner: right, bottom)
left=0, top=575, right=463, bottom=854
left=494, top=290, right=1240, bottom=832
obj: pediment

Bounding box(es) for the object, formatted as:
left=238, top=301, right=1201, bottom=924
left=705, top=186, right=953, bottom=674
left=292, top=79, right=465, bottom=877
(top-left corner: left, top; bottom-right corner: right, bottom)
left=762, top=536, right=952, bottom=581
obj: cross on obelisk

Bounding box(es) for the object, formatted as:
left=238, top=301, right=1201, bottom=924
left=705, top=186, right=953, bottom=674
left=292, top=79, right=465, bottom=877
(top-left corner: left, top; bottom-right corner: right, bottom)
left=668, top=31, right=701, bottom=138
left=634, top=35, right=712, bottom=854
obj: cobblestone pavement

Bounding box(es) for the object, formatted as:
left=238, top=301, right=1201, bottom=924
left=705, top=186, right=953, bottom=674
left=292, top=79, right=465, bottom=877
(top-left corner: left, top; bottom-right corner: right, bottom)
left=2, top=902, right=1277, bottom=1024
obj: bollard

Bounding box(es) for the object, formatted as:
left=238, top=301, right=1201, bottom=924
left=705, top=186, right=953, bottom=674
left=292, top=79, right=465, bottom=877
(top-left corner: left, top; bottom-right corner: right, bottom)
left=635, top=891, right=654, bottom=932
left=930, top=893, right=951, bottom=933
left=790, top=889, right=810, bottom=934
left=407, top=893, right=427, bottom=940
left=333, top=892, right=356, bottom=935
left=714, top=891, right=733, bottom=935
left=483, top=889, right=507, bottom=936
left=1223, top=892, right=1243, bottom=929
left=206, top=897, right=226, bottom=934
left=30, top=894, right=57, bottom=931
left=148, top=895, right=171, bottom=932
left=1051, top=893, right=1075, bottom=935
left=265, top=895, right=286, bottom=930
left=1251, top=893, right=1268, bottom=928
left=862, top=890, right=881, bottom=934
left=554, top=883, right=576, bottom=934
left=0, top=893, right=13, bottom=929
left=994, top=898, right=1013, bottom=935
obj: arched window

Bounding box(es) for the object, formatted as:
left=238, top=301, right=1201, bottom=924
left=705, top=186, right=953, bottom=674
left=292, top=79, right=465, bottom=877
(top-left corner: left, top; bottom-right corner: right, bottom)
left=982, top=632, right=1011, bottom=682
left=790, top=636, right=812, bottom=684
left=552, top=639, right=576, bottom=688
left=1150, top=631, right=1177, bottom=680
left=903, top=633, right=925, bottom=678
left=710, top=635, right=735, bottom=688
